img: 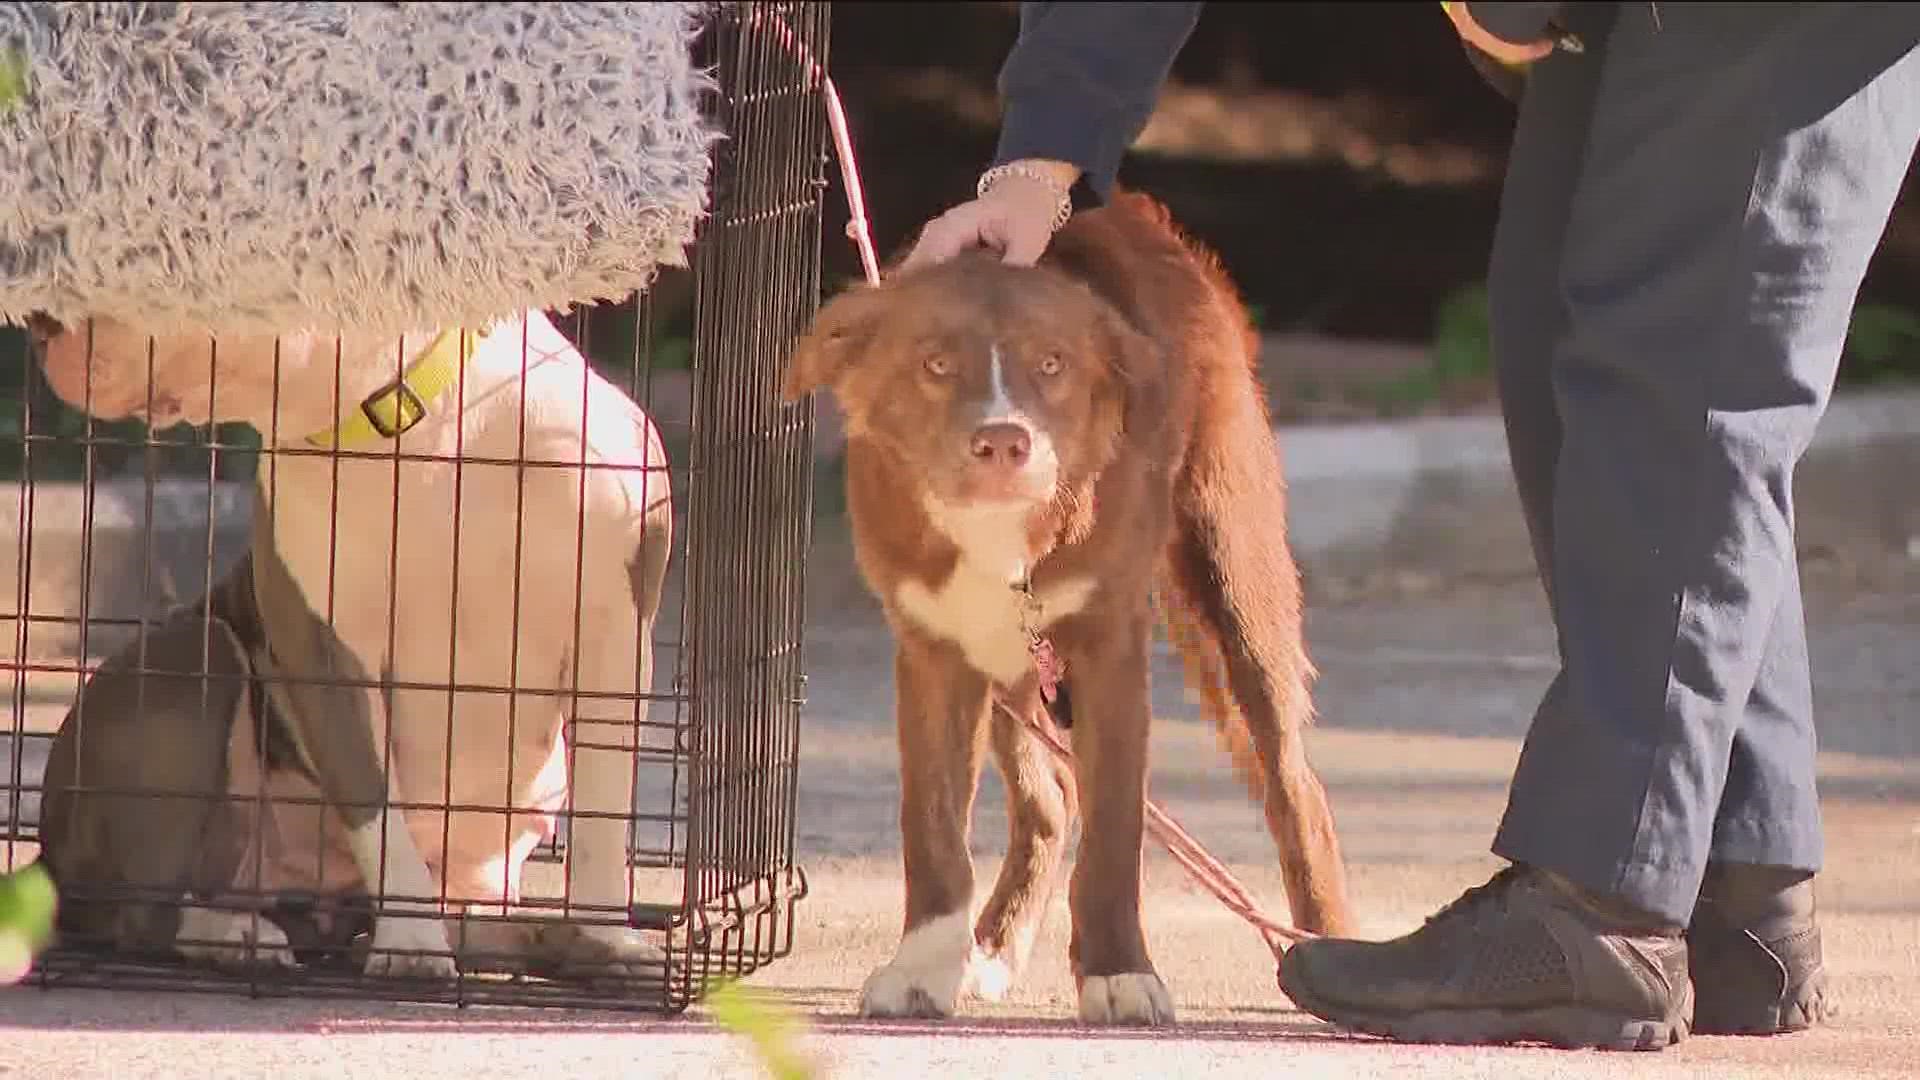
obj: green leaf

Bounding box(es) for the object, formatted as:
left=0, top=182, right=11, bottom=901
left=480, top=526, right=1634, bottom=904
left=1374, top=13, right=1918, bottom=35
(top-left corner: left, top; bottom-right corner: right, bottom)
left=707, top=979, right=820, bottom=1080
left=1845, top=303, right=1920, bottom=380
left=0, top=862, right=58, bottom=985
left=1428, top=282, right=1493, bottom=384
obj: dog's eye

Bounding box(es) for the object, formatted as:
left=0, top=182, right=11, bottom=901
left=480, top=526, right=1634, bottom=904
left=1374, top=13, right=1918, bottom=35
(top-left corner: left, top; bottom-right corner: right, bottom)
left=1037, top=352, right=1064, bottom=377
left=923, top=353, right=954, bottom=377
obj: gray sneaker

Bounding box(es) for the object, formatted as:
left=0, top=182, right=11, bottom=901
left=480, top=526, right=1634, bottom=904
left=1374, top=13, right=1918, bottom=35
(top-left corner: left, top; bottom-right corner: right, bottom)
left=1278, top=865, right=1692, bottom=1051
left=1688, top=863, right=1830, bottom=1035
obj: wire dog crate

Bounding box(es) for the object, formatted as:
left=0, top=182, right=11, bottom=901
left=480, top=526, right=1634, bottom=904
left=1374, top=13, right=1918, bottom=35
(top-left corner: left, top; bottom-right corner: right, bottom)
left=0, top=1, right=824, bottom=1014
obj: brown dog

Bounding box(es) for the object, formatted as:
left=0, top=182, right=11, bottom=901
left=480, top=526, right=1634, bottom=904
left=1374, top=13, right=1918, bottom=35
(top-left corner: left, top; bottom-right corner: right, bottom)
left=782, top=192, right=1355, bottom=1025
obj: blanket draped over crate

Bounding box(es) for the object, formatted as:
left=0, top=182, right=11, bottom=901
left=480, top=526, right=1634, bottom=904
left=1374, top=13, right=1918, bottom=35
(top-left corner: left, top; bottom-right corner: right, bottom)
left=0, top=1, right=722, bottom=339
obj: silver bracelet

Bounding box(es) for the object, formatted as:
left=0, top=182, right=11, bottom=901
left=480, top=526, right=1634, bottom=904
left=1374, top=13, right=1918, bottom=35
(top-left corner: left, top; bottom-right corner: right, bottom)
left=977, top=163, right=1075, bottom=232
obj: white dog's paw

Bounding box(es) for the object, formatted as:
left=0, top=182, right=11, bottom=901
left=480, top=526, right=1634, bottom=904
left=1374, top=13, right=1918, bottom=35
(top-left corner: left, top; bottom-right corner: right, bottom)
left=1078, top=972, right=1177, bottom=1027
left=364, top=917, right=457, bottom=979
left=175, top=909, right=297, bottom=970
left=538, top=923, right=666, bottom=983
left=858, top=911, right=974, bottom=1019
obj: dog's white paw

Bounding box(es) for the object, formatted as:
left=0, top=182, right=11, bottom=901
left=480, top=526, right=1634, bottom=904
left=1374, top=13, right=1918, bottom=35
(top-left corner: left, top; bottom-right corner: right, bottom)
left=364, top=917, right=457, bottom=979
left=858, top=911, right=973, bottom=1019
left=859, top=960, right=966, bottom=1019
left=538, top=923, right=666, bottom=982
left=966, top=920, right=1041, bottom=1004
left=965, top=945, right=1021, bottom=1004
left=1078, top=972, right=1176, bottom=1027
left=175, top=909, right=296, bottom=970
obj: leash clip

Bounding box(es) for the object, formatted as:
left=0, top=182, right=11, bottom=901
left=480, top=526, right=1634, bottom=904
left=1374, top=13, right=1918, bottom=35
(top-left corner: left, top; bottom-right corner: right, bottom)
left=1013, top=576, right=1073, bottom=728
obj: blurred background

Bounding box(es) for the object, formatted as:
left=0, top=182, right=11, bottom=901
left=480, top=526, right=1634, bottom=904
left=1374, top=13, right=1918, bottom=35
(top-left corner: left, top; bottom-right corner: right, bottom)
left=818, top=1, right=1920, bottom=423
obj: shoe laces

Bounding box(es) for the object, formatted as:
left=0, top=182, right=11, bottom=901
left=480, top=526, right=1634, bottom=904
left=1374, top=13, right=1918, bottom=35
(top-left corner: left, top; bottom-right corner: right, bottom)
left=1423, top=864, right=1529, bottom=930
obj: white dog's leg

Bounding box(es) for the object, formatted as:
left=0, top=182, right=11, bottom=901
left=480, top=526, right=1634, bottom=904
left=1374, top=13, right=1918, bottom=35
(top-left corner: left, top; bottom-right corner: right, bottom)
left=175, top=904, right=296, bottom=970
left=545, top=569, right=663, bottom=977
left=332, top=659, right=458, bottom=980
left=270, top=686, right=457, bottom=978
left=346, top=785, right=459, bottom=979
left=266, top=482, right=459, bottom=980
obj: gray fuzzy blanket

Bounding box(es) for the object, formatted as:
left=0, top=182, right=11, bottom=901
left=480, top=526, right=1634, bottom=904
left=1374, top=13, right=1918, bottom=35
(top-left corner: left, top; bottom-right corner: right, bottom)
left=0, top=2, right=721, bottom=338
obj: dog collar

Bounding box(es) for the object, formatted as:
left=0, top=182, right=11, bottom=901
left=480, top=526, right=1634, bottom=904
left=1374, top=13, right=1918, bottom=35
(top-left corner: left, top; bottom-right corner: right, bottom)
left=303, top=328, right=471, bottom=450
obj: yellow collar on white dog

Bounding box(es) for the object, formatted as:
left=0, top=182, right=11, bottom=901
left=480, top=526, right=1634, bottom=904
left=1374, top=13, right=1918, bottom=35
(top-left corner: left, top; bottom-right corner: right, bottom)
left=304, top=329, right=471, bottom=450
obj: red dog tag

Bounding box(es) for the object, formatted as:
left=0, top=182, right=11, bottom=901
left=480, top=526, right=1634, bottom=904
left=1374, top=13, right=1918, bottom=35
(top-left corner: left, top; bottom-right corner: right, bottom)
left=1030, top=636, right=1062, bottom=702
left=1030, top=636, right=1074, bottom=728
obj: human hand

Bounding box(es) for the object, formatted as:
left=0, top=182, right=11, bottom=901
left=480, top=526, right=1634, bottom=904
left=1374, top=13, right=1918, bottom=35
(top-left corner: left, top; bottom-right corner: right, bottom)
left=1440, top=1, right=1557, bottom=66
left=900, top=159, right=1081, bottom=272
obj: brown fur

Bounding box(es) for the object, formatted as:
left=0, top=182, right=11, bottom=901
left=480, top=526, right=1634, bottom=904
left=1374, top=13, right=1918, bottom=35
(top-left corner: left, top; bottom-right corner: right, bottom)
left=36, top=534, right=372, bottom=969
left=785, top=191, right=1354, bottom=1021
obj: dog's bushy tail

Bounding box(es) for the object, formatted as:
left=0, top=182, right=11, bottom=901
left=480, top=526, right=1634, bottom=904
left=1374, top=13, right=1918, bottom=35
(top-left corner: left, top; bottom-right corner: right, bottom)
left=1153, top=374, right=1360, bottom=936
left=1113, top=184, right=1351, bottom=935
left=1152, top=437, right=1319, bottom=809
left=1152, top=418, right=1356, bottom=936
left=1155, top=575, right=1266, bottom=796
left=1135, top=181, right=1318, bottom=790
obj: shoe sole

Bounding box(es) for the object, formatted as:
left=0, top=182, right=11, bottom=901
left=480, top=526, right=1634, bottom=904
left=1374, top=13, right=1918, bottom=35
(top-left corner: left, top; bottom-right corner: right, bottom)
left=1279, top=960, right=1694, bottom=1052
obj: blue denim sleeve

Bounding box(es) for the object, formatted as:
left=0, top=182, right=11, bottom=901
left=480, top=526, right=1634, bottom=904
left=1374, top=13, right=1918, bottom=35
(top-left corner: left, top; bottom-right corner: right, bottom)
left=990, top=2, right=1205, bottom=204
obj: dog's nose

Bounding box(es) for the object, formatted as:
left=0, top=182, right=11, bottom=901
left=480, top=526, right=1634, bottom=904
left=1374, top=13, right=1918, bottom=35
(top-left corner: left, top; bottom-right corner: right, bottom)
left=969, top=422, right=1032, bottom=469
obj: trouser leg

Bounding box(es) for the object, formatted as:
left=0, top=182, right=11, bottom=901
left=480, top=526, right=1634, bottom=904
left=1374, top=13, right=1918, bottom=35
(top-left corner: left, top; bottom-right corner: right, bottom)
left=1483, top=2, right=1920, bottom=926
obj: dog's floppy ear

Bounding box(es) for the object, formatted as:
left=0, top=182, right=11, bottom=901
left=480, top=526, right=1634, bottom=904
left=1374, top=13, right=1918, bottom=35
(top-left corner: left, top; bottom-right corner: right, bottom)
left=1097, top=307, right=1170, bottom=444
left=781, top=281, right=892, bottom=403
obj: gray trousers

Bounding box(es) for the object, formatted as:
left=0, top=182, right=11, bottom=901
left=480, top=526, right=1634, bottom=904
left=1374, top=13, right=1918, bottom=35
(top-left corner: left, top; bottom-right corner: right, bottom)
left=1484, top=3, right=1920, bottom=926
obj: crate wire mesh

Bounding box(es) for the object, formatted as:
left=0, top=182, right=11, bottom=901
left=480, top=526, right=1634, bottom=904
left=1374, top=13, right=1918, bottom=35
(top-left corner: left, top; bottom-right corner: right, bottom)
left=0, top=1, right=825, bottom=1014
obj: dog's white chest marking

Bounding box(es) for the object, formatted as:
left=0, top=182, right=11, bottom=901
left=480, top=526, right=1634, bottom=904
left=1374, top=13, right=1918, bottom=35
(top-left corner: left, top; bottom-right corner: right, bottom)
left=894, top=498, right=1094, bottom=686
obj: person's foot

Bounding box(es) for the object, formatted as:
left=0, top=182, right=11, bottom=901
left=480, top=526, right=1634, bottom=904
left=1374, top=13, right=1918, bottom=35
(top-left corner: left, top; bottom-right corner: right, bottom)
left=1688, top=863, right=1830, bottom=1035
left=1278, top=864, right=1691, bottom=1051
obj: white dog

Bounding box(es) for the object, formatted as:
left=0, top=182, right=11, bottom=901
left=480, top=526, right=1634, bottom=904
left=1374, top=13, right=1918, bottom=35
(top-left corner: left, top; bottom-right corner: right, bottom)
left=28, top=309, right=673, bottom=981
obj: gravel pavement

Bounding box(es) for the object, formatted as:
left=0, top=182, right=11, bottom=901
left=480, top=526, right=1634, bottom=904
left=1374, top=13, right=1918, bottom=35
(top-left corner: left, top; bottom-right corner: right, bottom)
left=4, top=534, right=1916, bottom=1080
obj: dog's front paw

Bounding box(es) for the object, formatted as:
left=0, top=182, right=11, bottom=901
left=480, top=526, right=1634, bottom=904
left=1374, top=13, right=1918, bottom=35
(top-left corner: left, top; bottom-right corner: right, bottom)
left=364, top=917, right=457, bottom=979
left=175, top=909, right=297, bottom=970
left=859, top=960, right=966, bottom=1019
left=965, top=944, right=1023, bottom=1004
left=537, top=923, right=666, bottom=984
left=1078, top=972, right=1176, bottom=1027
left=858, top=911, right=973, bottom=1019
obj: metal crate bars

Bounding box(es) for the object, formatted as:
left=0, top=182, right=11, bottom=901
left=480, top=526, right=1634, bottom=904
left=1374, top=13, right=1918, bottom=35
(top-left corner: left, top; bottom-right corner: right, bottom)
left=0, top=0, right=825, bottom=1014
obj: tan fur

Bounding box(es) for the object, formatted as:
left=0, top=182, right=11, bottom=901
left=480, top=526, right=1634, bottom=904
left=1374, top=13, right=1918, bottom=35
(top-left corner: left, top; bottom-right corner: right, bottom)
left=29, top=309, right=673, bottom=982
left=785, top=192, right=1355, bottom=1024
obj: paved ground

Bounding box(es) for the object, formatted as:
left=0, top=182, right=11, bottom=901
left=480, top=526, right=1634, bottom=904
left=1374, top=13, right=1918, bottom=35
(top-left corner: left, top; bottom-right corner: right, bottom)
left=3, top=530, right=1917, bottom=1079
